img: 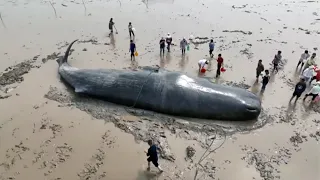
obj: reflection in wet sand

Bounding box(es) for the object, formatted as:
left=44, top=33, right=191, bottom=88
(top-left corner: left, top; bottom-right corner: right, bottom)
left=110, top=33, right=116, bottom=49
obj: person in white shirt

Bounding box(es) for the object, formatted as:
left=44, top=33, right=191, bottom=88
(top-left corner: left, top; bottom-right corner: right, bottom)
left=302, top=65, right=315, bottom=83
left=297, top=50, right=310, bottom=68
left=302, top=53, right=317, bottom=72
left=303, top=81, right=320, bottom=101
left=198, top=59, right=208, bottom=72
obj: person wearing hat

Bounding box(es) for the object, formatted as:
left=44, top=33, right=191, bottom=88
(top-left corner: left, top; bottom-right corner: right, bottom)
left=297, top=50, right=310, bottom=69
left=303, top=81, right=320, bottom=101
left=166, top=33, right=172, bottom=52
left=303, top=53, right=316, bottom=71
left=180, top=38, right=188, bottom=55
left=290, top=78, right=307, bottom=102
left=302, top=65, right=315, bottom=83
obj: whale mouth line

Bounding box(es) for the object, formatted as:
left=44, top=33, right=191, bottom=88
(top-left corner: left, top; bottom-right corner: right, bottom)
left=246, top=107, right=258, bottom=112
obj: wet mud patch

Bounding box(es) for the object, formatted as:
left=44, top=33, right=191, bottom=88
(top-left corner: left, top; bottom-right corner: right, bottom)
left=44, top=86, right=273, bottom=164
left=222, top=30, right=253, bottom=35
left=0, top=60, right=34, bottom=86
left=241, top=145, right=292, bottom=180
left=240, top=48, right=254, bottom=59
left=221, top=80, right=251, bottom=89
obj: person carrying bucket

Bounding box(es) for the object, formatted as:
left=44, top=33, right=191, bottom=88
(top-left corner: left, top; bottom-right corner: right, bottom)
left=198, top=59, right=208, bottom=72
left=216, top=54, right=224, bottom=78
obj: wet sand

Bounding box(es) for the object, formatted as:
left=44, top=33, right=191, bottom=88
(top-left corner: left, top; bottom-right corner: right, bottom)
left=1, top=0, right=320, bottom=179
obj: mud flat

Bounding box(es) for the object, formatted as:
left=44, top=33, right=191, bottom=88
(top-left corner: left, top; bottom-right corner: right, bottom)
left=1, top=0, right=320, bottom=180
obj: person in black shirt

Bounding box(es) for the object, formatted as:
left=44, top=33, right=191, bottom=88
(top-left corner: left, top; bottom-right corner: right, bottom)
left=261, top=70, right=270, bottom=91
left=145, top=140, right=163, bottom=172
left=109, top=18, right=114, bottom=34
left=159, top=37, right=165, bottom=56
left=290, top=78, right=307, bottom=102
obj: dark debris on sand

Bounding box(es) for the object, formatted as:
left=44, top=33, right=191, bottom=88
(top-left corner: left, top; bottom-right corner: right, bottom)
left=0, top=60, right=34, bottom=86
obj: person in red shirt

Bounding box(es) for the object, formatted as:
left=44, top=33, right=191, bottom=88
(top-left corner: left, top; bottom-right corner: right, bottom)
left=216, top=54, right=224, bottom=78
left=310, top=66, right=320, bottom=84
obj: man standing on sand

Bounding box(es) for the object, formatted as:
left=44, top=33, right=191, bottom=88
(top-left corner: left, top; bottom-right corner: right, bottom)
left=256, top=60, right=264, bottom=81
left=109, top=18, right=115, bottom=34
left=216, top=54, right=223, bottom=78
left=180, top=38, right=188, bottom=55
left=129, top=40, right=136, bottom=61
left=128, top=22, right=135, bottom=39
left=289, top=78, right=307, bottom=102
left=166, top=33, right=172, bottom=52
left=159, top=37, right=165, bottom=56
left=209, top=39, right=215, bottom=58
left=272, top=51, right=282, bottom=72
left=145, top=140, right=163, bottom=173
left=297, top=50, right=310, bottom=69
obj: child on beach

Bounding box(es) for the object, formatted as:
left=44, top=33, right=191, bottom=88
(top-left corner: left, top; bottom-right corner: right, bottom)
left=145, top=140, right=163, bottom=172
left=261, top=70, right=270, bottom=91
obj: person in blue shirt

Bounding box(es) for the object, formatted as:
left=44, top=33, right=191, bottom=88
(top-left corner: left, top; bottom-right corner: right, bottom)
left=209, top=39, right=215, bottom=58
left=129, top=40, right=136, bottom=61
left=145, top=140, right=163, bottom=172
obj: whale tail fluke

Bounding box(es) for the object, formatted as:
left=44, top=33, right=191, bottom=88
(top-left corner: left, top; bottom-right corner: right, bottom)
left=59, top=39, right=78, bottom=65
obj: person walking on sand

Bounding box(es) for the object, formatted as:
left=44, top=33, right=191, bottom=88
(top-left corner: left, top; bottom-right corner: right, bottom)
left=256, top=59, right=264, bottom=81
left=272, top=51, right=282, bottom=72
left=209, top=39, right=215, bottom=58
left=128, top=22, right=135, bottom=39
left=159, top=37, right=165, bottom=55
left=290, top=78, right=307, bottom=102
left=180, top=38, right=188, bottom=55
left=109, top=18, right=115, bottom=34
left=129, top=40, right=136, bottom=61
left=145, top=140, right=163, bottom=173
left=216, top=54, right=224, bottom=78
left=297, top=50, right=310, bottom=69
left=302, top=65, right=315, bottom=84
left=303, top=81, right=320, bottom=102
left=261, top=70, right=270, bottom=91
left=198, top=59, right=208, bottom=72
left=166, top=33, right=172, bottom=52
left=303, top=53, right=317, bottom=72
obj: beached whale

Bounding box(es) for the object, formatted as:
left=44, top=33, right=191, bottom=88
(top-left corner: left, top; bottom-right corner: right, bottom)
left=57, top=40, right=261, bottom=121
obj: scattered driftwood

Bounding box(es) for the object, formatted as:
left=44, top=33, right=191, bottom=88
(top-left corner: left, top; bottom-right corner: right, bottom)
left=49, top=1, right=57, bottom=18
left=0, top=12, right=6, bottom=28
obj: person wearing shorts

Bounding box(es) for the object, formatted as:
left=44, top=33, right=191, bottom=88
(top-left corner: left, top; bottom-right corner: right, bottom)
left=145, top=140, right=163, bottom=172
left=303, top=82, right=320, bottom=101
left=272, top=51, right=282, bottom=72
left=290, top=78, right=306, bottom=102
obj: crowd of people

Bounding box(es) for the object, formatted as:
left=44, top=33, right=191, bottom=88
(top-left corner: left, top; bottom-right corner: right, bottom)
left=108, top=19, right=320, bottom=172
left=108, top=19, right=320, bottom=103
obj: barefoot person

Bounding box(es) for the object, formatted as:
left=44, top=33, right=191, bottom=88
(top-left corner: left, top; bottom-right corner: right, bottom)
left=209, top=39, right=215, bottom=58
left=145, top=140, right=163, bottom=172
left=261, top=70, right=270, bottom=91
left=272, top=51, right=282, bottom=72
left=180, top=38, right=188, bottom=55
left=290, top=78, right=307, bottom=102
left=256, top=60, right=264, bottom=80
left=302, top=65, right=315, bottom=84
left=198, top=59, right=208, bottom=72
left=297, top=50, right=310, bottom=69
left=166, top=33, right=172, bottom=52
left=303, top=53, right=316, bottom=72
left=109, top=18, right=115, bottom=34
left=129, top=40, right=136, bottom=61
left=159, top=37, right=165, bottom=55
left=128, top=22, right=135, bottom=39
left=216, top=54, right=223, bottom=78
left=303, top=82, right=320, bottom=102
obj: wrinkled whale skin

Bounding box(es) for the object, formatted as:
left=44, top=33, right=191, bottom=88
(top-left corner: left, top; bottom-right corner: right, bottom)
left=58, top=40, right=261, bottom=121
